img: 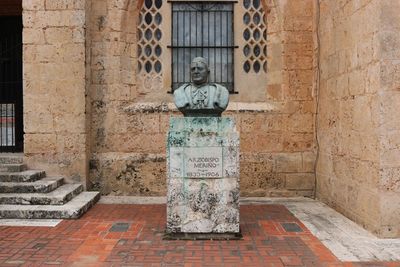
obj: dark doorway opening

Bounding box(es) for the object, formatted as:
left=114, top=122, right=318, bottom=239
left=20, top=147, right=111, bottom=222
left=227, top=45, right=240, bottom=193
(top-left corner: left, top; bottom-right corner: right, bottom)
left=0, top=16, right=23, bottom=152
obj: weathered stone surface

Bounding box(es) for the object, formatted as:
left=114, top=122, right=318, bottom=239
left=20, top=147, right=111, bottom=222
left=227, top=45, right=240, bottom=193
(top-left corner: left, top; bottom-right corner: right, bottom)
left=167, top=117, right=239, bottom=234
left=0, top=192, right=100, bottom=219
left=0, top=155, right=23, bottom=164
left=0, top=164, right=27, bottom=173
left=23, top=0, right=45, bottom=11
left=0, top=177, right=64, bottom=193
left=0, top=157, right=99, bottom=219
left=23, top=1, right=88, bottom=185
left=0, top=170, right=45, bottom=183
left=21, top=0, right=317, bottom=198
left=285, top=173, right=315, bottom=190
left=0, top=184, right=83, bottom=205
left=18, top=0, right=400, bottom=238
left=316, top=0, right=400, bottom=238
left=167, top=178, right=240, bottom=233
left=89, top=153, right=166, bottom=196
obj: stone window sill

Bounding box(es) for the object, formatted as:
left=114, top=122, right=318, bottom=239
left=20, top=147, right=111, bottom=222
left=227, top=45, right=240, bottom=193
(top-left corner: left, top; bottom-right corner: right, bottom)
left=124, top=102, right=279, bottom=114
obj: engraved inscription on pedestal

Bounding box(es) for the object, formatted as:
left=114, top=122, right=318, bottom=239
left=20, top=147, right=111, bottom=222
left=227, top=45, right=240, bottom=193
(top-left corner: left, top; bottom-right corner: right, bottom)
left=186, top=147, right=223, bottom=178
left=170, top=147, right=223, bottom=178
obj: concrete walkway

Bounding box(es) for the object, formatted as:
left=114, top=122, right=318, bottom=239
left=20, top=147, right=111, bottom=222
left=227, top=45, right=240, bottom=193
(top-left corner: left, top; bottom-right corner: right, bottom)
left=241, top=197, right=400, bottom=262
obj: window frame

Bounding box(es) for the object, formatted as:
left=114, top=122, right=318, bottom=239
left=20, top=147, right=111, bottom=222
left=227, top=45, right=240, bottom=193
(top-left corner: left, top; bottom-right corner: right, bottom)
left=167, top=0, right=239, bottom=94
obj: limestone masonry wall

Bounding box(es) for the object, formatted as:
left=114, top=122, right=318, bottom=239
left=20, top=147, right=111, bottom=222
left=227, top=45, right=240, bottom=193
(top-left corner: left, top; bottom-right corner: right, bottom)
left=316, top=0, right=400, bottom=238
left=21, top=0, right=400, bottom=238
left=22, top=0, right=89, bottom=185
left=86, top=0, right=317, bottom=197
left=378, top=1, right=400, bottom=239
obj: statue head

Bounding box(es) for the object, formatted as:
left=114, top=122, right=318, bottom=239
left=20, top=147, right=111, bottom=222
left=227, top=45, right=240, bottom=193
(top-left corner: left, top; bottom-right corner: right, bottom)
left=173, top=56, right=230, bottom=117
left=190, top=57, right=209, bottom=86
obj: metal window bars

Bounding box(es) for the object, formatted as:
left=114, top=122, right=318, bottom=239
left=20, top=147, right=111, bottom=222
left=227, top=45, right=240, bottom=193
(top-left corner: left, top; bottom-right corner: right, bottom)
left=0, top=103, right=15, bottom=148
left=169, top=2, right=237, bottom=93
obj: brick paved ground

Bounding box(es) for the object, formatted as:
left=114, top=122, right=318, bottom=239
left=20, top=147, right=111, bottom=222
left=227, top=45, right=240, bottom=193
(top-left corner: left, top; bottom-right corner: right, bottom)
left=0, top=204, right=398, bottom=267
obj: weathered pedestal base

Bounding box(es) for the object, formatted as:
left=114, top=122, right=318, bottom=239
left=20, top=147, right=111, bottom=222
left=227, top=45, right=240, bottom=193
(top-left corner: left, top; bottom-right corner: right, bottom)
left=166, top=117, right=240, bottom=236
left=163, top=232, right=242, bottom=240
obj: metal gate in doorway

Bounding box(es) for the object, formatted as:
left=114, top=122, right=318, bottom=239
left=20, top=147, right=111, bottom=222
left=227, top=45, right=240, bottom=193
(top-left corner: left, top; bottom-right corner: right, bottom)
left=0, top=16, right=23, bottom=152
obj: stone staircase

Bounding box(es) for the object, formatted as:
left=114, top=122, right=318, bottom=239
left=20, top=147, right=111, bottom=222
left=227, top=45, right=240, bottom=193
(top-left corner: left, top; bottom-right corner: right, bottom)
left=0, top=154, right=100, bottom=219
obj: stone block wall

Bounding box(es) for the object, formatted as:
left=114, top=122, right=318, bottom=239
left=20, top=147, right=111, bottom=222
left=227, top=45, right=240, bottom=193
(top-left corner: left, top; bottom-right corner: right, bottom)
left=21, top=0, right=316, bottom=197
left=316, top=0, right=400, bottom=238
left=22, top=0, right=89, bottom=185
left=87, top=0, right=317, bottom=197
left=378, top=1, right=400, bottom=238
left=20, top=0, right=400, bottom=238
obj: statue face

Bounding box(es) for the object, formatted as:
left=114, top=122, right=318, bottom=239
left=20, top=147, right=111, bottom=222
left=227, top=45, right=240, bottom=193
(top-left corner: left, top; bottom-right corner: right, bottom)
left=190, top=62, right=209, bottom=85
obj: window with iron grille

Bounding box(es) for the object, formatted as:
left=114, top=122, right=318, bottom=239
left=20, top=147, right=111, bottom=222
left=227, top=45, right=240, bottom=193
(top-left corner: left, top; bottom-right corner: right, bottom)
left=170, top=2, right=236, bottom=93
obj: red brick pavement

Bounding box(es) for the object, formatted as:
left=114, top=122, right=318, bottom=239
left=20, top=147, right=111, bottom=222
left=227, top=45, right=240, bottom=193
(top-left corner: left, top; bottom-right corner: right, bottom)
left=0, top=204, right=398, bottom=267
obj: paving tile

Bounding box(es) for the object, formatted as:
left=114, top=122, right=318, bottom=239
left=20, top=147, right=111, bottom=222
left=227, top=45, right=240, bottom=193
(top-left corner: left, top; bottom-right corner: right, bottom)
left=109, top=222, right=130, bottom=232
left=281, top=222, right=303, bottom=233
left=0, top=204, right=398, bottom=266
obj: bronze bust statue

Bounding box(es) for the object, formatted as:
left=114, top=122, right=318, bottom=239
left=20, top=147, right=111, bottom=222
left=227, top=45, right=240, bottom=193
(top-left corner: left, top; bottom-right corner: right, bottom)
left=173, top=57, right=230, bottom=117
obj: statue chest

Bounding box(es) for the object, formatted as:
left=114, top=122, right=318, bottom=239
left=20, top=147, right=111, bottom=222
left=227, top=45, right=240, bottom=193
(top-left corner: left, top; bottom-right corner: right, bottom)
left=190, top=86, right=213, bottom=109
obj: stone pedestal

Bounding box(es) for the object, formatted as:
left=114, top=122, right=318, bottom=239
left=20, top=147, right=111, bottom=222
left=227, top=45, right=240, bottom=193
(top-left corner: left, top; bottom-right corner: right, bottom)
left=166, top=117, right=240, bottom=236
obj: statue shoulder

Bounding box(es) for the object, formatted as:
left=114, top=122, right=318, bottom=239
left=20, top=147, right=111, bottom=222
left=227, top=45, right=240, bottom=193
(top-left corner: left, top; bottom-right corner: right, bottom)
left=173, top=84, right=191, bottom=96
left=210, top=83, right=229, bottom=96
left=173, top=84, right=191, bottom=109
left=209, top=83, right=229, bottom=109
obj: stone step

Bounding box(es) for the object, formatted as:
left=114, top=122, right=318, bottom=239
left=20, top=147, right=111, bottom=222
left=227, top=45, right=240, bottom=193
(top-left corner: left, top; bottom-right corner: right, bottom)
left=0, top=170, right=45, bottom=182
left=0, top=154, right=23, bottom=164
left=0, top=176, right=64, bottom=193
left=0, top=184, right=83, bottom=205
left=0, top=164, right=26, bottom=172
left=0, top=191, right=100, bottom=219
